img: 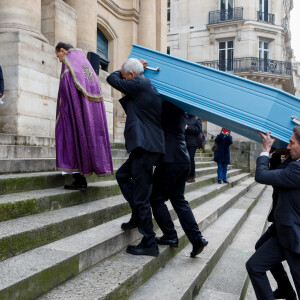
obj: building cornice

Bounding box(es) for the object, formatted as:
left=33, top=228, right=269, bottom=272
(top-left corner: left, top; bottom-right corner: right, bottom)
left=98, top=0, right=139, bottom=23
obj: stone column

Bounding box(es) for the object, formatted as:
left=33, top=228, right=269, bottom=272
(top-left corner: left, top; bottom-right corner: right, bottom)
left=0, top=0, right=48, bottom=42
left=64, top=0, right=97, bottom=53
left=138, top=0, right=157, bottom=49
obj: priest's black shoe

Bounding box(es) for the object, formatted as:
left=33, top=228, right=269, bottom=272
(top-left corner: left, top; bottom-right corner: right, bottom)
left=121, top=219, right=138, bottom=230
left=155, top=236, right=179, bottom=248
left=64, top=182, right=87, bottom=191
left=190, top=237, right=208, bottom=258
left=273, top=288, right=297, bottom=300
left=126, top=243, right=159, bottom=257
left=64, top=173, right=87, bottom=191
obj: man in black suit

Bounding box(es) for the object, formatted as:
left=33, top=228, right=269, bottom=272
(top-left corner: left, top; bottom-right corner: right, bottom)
left=246, top=127, right=300, bottom=300
left=150, top=101, right=208, bottom=257
left=0, top=66, right=4, bottom=99
left=106, top=58, right=165, bottom=257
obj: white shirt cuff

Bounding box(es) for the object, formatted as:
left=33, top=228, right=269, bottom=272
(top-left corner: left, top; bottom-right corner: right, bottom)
left=260, top=152, right=270, bottom=157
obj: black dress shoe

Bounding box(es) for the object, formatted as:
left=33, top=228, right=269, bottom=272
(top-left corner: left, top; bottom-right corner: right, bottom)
left=155, top=236, right=179, bottom=248
left=190, top=237, right=208, bottom=258
left=64, top=182, right=87, bottom=191
left=218, top=180, right=222, bottom=184
left=121, top=220, right=138, bottom=230
left=273, top=288, right=297, bottom=300
left=223, top=180, right=230, bottom=184
left=126, top=243, right=159, bottom=257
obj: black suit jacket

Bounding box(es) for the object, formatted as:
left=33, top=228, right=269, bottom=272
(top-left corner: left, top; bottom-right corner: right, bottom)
left=161, top=101, right=190, bottom=164
left=0, top=66, right=4, bottom=95
left=185, top=115, right=202, bottom=147
left=255, top=156, right=300, bottom=253
left=107, top=70, right=164, bottom=154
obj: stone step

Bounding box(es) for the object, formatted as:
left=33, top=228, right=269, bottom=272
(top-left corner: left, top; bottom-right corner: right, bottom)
left=0, top=180, right=121, bottom=223
left=0, top=175, right=254, bottom=300
left=0, top=167, right=227, bottom=222
left=0, top=171, right=116, bottom=195
left=194, top=156, right=213, bottom=162
left=194, top=161, right=216, bottom=168
left=194, top=165, right=233, bottom=178
left=0, top=145, right=127, bottom=159
left=37, top=178, right=264, bottom=300
left=194, top=186, right=273, bottom=300
left=0, top=133, right=55, bottom=147
left=0, top=145, right=56, bottom=159
left=128, top=185, right=269, bottom=300
left=0, top=157, right=128, bottom=174
left=0, top=171, right=248, bottom=260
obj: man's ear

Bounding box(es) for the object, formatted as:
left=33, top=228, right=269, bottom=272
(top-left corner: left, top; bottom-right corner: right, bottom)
left=130, top=71, right=135, bottom=78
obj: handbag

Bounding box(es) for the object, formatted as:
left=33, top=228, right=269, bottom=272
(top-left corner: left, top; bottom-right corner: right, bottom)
left=197, top=130, right=207, bottom=148
left=212, top=142, right=217, bottom=152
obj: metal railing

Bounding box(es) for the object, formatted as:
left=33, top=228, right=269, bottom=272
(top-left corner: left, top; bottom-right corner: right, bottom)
left=257, top=11, right=275, bottom=24
left=208, top=7, right=243, bottom=24
left=197, top=57, right=292, bottom=76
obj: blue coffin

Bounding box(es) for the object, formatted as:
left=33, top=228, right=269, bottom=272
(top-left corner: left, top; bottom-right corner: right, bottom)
left=128, top=44, right=300, bottom=147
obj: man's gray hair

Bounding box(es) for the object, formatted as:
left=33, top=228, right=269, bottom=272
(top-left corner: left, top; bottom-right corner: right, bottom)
left=122, top=58, right=144, bottom=76
left=293, top=126, right=300, bottom=144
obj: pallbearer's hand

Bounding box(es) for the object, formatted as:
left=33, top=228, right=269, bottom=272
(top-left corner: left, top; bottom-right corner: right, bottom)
left=257, top=130, right=276, bottom=153
left=140, top=59, right=148, bottom=69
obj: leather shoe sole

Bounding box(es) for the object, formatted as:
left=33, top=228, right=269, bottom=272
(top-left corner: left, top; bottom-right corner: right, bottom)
left=121, top=221, right=138, bottom=230
left=126, top=245, right=159, bottom=257
left=190, top=238, right=208, bottom=258
left=273, top=288, right=297, bottom=300
left=155, top=236, right=179, bottom=248
left=64, top=184, right=87, bottom=191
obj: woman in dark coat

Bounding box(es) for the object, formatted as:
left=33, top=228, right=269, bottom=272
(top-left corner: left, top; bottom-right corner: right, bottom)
left=214, top=128, right=233, bottom=184
left=185, top=114, right=202, bottom=182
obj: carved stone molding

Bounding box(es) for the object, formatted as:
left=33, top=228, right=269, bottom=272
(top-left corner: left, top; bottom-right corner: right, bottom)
left=98, top=0, right=139, bottom=23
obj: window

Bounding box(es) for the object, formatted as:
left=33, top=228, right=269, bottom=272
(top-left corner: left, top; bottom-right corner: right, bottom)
left=167, top=46, right=170, bottom=55
left=167, top=0, right=170, bottom=22
left=219, top=40, right=234, bottom=72
left=220, top=0, right=234, bottom=21
left=259, top=40, right=270, bottom=72
left=97, top=28, right=110, bottom=71
left=259, top=0, right=269, bottom=22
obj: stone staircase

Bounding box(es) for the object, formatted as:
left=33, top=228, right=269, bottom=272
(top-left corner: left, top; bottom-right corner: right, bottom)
left=0, top=135, right=275, bottom=300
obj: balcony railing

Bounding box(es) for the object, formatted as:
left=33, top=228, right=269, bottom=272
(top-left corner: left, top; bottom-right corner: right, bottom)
left=257, top=11, right=275, bottom=24
left=208, top=7, right=243, bottom=25
left=197, top=57, right=292, bottom=76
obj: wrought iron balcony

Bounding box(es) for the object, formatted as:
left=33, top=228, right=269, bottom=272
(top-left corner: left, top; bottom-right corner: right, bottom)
left=208, top=7, right=243, bottom=25
left=257, top=11, right=275, bottom=24
left=197, top=57, right=292, bottom=76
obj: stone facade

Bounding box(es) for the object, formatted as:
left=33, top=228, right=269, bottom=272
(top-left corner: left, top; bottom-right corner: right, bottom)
left=0, top=0, right=167, bottom=143
left=168, top=0, right=295, bottom=140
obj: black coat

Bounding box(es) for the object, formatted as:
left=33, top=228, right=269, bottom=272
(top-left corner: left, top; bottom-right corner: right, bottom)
left=255, top=156, right=300, bottom=254
left=161, top=101, right=190, bottom=164
left=106, top=70, right=165, bottom=154
left=213, top=133, right=232, bottom=164
left=0, top=66, right=4, bottom=95
left=185, top=115, right=202, bottom=147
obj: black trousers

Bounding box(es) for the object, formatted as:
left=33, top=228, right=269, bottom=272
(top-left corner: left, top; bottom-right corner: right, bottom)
left=246, top=234, right=300, bottom=300
left=150, top=162, right=203, bottom=245
left=116, top=148, right=161, bottom=247
left=254, top=225, right=295, bottom=296
left=187, top=146, right=197, bottom=178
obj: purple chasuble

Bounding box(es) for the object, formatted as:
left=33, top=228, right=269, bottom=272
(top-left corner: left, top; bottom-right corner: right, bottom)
left=55, top=49, right=113, bottom=176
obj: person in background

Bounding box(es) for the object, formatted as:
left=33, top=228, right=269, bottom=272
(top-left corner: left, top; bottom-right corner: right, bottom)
left=213, top=128, right=232, bottom=184
left=55, top=42, right=113, bottom=191
left=0, top=66, right=4, bottom=99
left=106, top=58, right=165, bottom=257
left=185, top=114, right=202, bottom=182
left=150, top=101, right=208, bottom=258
